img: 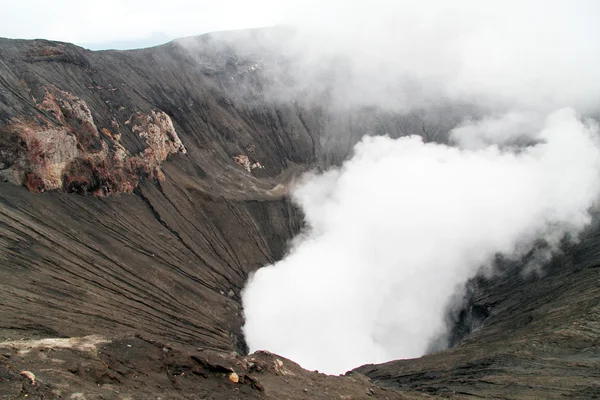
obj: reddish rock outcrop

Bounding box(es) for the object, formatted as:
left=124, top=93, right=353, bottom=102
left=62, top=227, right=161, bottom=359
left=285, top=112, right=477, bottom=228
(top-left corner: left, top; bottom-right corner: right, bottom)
left=1, top=87, right=186, bottom=195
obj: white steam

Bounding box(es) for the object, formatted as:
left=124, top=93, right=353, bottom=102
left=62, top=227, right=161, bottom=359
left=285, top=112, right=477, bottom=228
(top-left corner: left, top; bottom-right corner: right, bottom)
left=241, top=0, right=600, bottom=375
left=279, top=0, right=600, bottom=112
left=243, top=109, right=600, bottom=374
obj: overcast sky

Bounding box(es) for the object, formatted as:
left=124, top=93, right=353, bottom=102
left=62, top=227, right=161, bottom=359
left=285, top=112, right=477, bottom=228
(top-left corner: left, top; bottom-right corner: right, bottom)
left=4, top=0, right=599, bottom=53
left=1, top=0, right=290, bottom=48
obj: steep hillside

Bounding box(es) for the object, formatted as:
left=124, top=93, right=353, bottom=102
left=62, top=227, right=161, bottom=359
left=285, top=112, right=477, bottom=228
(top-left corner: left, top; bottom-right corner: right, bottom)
left=0, top=28, right=465, bottom=351
left=356, top=221, right=600, bottom=399
left=0, top=30, right=464, bottom=399
left=0, top=30, right=316, bottom=355
left=1, top=29, right=598, bottom=399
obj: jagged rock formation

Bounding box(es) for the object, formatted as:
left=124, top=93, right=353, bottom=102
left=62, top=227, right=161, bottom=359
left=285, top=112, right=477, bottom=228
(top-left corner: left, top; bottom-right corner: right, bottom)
left=3, top=86, right=187, bottom=194
left=0, top=29, right=598, bottom=399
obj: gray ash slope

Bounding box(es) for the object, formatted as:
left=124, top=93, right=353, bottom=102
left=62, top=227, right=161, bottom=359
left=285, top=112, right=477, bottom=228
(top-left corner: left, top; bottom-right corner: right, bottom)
left=0, top=28, right=598, bottom=399
left=355, top=224, right=600, bottom=399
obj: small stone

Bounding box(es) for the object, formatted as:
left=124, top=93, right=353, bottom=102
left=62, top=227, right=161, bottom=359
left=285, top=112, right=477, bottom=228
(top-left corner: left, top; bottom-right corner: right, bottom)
left=229, top=372, right=239, bottom=383
left=21, top=371, right=36, bottom=385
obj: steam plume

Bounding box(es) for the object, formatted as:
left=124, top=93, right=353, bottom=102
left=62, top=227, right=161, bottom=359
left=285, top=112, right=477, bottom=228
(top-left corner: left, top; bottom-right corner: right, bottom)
left=242, top=0, right=600, bottom=374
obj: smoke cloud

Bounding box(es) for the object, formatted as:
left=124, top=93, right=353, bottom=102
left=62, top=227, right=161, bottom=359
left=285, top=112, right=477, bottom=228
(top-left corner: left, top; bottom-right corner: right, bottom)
left=242, top=0, right=600, bottom=374
left=278, top=0, right=600, bottom=112
left=243, top=109, right=600, bottom=373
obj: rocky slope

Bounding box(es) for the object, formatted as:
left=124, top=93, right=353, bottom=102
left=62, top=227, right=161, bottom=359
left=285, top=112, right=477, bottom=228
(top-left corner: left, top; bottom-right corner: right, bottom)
left=0, top=29, right=598, bottom=399
left=0, top=29, right=322, bottom=356
left=356, top=222, right=600, bottom=399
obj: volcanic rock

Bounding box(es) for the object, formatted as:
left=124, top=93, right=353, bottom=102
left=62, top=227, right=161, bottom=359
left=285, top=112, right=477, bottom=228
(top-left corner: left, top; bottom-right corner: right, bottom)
left=0, top=29, right=598, bottom=399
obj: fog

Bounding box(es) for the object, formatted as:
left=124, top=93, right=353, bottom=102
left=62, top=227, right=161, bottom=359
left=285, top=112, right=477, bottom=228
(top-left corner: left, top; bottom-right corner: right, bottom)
left=279, top=0, right=600, bottom=112
left=238, top=0, right=600, bottom=374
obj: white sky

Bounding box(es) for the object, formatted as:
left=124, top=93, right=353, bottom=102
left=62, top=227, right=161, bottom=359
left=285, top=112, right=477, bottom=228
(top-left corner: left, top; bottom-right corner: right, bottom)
left=0, top=0, right=290, bottom=45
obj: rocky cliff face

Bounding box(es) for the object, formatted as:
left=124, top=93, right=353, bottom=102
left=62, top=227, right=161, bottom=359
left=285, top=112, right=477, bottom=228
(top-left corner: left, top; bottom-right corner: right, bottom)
left=0, top=30, right=598, bottom=399
left=3, top=86, right=186, bottom=194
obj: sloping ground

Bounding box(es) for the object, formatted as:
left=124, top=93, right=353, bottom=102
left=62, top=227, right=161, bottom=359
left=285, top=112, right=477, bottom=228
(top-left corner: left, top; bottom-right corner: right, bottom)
left=356, top=221, right=600, bottom=399
left=0, top=333, right=431, bottom=400
left=0, top=30, right=462, bottom=354
left=0, top=31, right=462, bottom=398
left=1, top=30, right=599, bottom=399
left=0, top=29, right=322, bottom=354
left=0, top=181, right=301, bottom=353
